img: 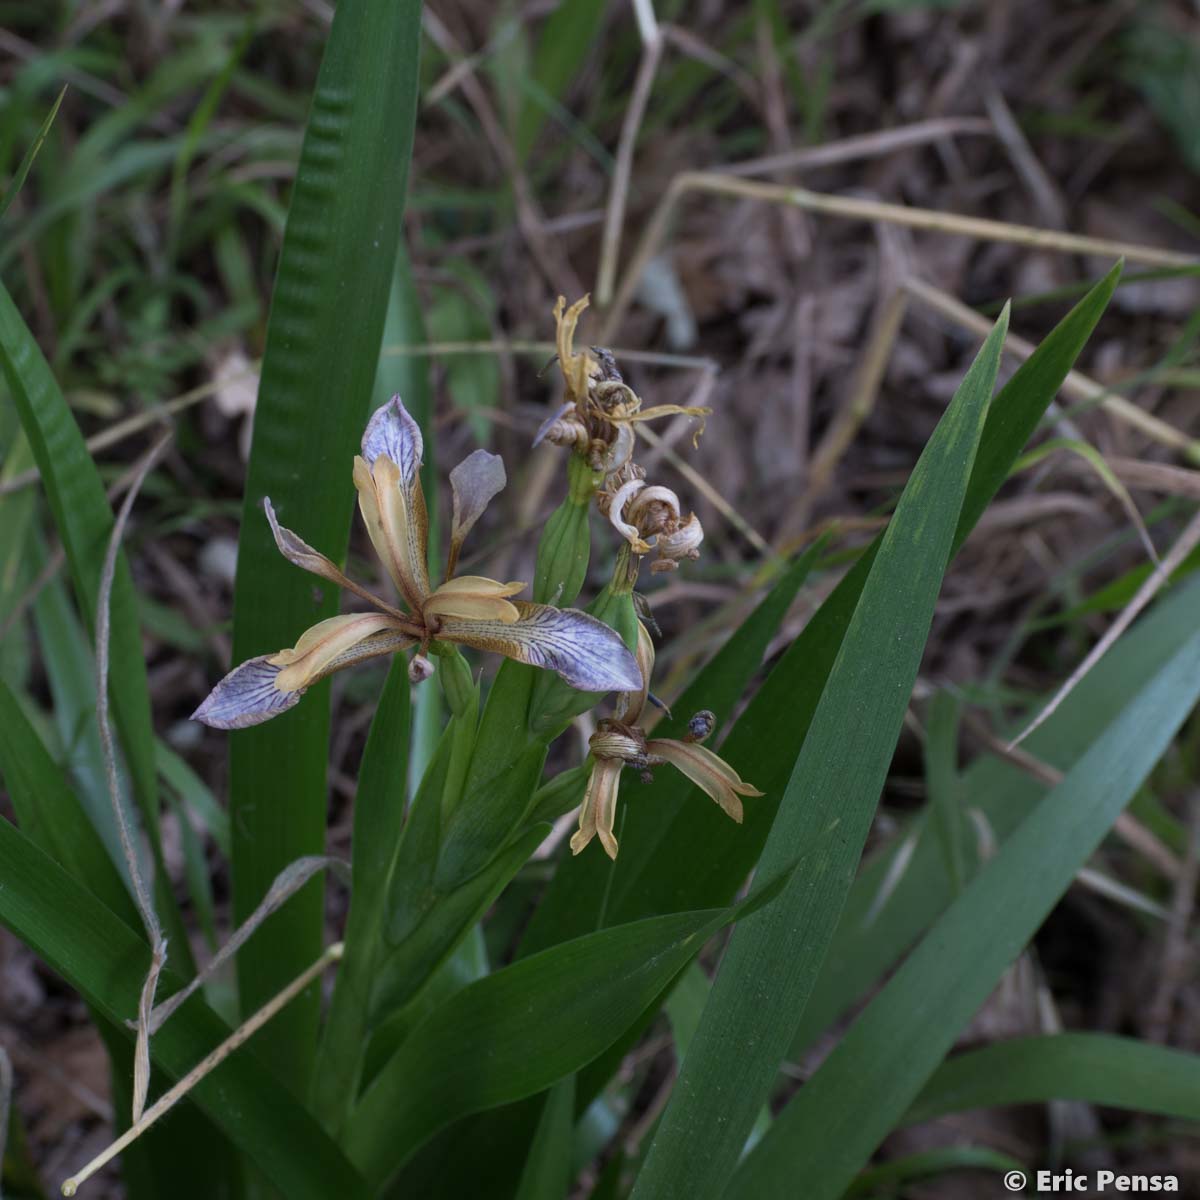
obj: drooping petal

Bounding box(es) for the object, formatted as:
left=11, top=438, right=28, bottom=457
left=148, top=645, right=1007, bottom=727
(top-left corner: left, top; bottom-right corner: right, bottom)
left=268, top=611, right=412, bottom=691
left=436, top=600, right=642, bottom=693
left=264, top=497, right=404, bottom=616
left=644, top=738, right=761, bottom=823
left=191, top=656, right=302, bottom=730
left=570, top=759, right=623, bottom=859
left=362, top=394, right=423, bottom=480
left=448, top=450, right=506, bottom=577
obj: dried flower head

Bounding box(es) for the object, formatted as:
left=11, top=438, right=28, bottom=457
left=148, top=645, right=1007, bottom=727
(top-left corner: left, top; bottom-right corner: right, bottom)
left=534, top=295, right=710, bottom=471
left=193, top=397, right=641, bottom=729
left=570, top=624, right=760, bottom=859
left=598, top=464, right=705, bottom=574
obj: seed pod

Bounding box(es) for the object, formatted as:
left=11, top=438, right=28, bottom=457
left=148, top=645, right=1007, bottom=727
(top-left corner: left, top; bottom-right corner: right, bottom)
left=433, top=645, right=476, bottom=718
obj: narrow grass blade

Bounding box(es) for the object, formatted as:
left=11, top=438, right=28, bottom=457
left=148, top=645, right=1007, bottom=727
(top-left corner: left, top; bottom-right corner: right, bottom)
left=0, top=816, right=369, bottom=1200
left=227, top=0, right=421, bottom=1090
left=906, top=1033, right=1200, bottom=1125
left=515, top=0, right=608, bottom=159
left=0, top=281, right=193, bottom=970
left=789, top=572, right=1200, bottom=1061
left=0, top=84, right=65, bottom=220
left=630, top=307, right=1009, bottom=1200
left=728, top=622, right=1200, bottom=1200
left=346, top=867, right=795, bottom=1188
left=845, top=1147, right=1026, bottom=1198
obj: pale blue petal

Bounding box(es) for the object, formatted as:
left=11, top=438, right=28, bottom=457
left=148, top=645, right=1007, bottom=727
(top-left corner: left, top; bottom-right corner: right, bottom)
left=361, top=395, right=422, bottom=483
left=191, top=656, right=302, bottom=730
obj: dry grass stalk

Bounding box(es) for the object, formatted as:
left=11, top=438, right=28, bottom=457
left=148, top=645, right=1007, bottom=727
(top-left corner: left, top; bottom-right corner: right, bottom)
left=1010, top=505, right=1200, bottom=749
left=600, top=169, right=1200, bottom=342
left=902, top=274, right=1200, bottom=460
left=60, top=943, right=345, bottom=1197
left=95, top=430, right=173, bottom=1123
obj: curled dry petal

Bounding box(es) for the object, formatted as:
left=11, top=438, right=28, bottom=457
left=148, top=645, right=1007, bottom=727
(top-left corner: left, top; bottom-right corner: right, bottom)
left=436, top=600, right=642, bottom=693
left=644, top=738, right=761, bottom=823
left=448, top=450, right=506, bottom=577
left=570, top=758, right=623, bottom=859
left=607, top=477, right=651, bottom=554
left=532, top=401, right=577, bottom=448
left=554, top=294, right=594, bottom=403
left=652, top=512, right=704, bottom=574
left=264, top=497, right=402, bottom=616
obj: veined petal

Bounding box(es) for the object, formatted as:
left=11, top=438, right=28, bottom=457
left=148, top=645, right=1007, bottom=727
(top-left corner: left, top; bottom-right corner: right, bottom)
left=570, top=759, right=623, bottom=859
left=430, top=575, right=525, bottom=597
left=424, top=592, right=521, bottom=623
left=268, top=612, right=410, bottom=691
left=436, top=600, right=642, bottom=693
left=362, top=394, right=422, bottom=483
left=265, top=497, right=403, bottom=616
left=644, top=738, right=761, bottom=823
left=355, top=395, right=430, bottom=609
left=191, top=656, right=302, bottom=730
left=354, top=452, right=431, bottom=612
left=448, top=450, right=506, bottom=576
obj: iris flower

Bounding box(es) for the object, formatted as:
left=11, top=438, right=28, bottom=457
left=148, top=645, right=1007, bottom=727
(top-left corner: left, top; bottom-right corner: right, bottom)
left=570, top=625, right=762, bottom=859
left=193, top=397, right=642, bottom=729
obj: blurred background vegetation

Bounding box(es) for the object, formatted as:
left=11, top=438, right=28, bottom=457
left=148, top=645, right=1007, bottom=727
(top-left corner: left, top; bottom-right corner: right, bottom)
left=2, top=0, right=1199, bottom=1195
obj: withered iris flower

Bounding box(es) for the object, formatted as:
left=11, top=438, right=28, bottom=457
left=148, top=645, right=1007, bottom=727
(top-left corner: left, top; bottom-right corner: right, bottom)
left=193, top=397, right=642, bottom=729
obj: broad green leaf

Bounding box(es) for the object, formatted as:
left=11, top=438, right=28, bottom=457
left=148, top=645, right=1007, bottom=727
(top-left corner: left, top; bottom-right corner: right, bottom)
left=0, top=678, right=136, bottom=927
left=788, top=572, right=1200, bottom=1062
left=728, top=621, right=1200, bottom=1200
left=227, top=0, right=421, bottom=1090
left=346, top=867, right=795, bottom=1189
left=313, top=658, right=410, bottom=1134
left=0, top=816, right=369, bottom=1200
left=630, top=305, right=1010, bottom=1200
left=514, top=1078, right=575, bottom=1200
left=0, top=281, right=193, bottom=970
left=906, top=1033, right=1200, bottom=1126
left=924, top=690, right=965, bottom=895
